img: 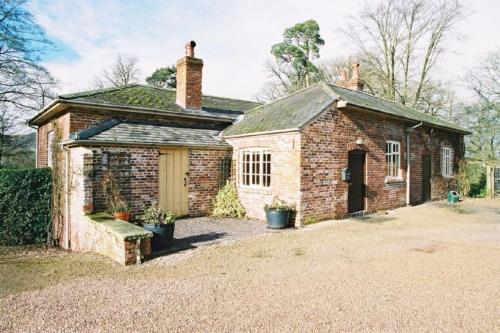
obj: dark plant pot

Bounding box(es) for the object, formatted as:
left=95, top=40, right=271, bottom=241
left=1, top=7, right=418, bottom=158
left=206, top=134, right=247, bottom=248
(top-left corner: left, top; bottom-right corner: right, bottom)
left=265, top=209, right=290, bottom=229
left=113, top=211, right=131, bottom=222
left=142, top=223, right=175, bottom=250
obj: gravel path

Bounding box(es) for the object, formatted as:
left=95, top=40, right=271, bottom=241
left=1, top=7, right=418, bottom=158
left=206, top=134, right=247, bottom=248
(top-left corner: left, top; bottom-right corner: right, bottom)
left=1, top=198, right=499, bottom=332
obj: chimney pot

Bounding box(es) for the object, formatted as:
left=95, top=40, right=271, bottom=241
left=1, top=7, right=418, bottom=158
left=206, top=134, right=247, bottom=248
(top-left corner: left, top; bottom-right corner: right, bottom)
left=336, top=63, right=364, bottom=92
left=185, top=40, right=196, bottom=57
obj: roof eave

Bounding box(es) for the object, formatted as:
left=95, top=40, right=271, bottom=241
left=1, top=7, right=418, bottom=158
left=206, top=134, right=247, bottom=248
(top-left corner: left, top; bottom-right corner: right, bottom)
left=223, top=127, right=301, bottom=139
left=337, top=102, right=471, bottom=135
left=29, top=100, right=237, bottom=126
left=61, top=139, right=231, bottom=150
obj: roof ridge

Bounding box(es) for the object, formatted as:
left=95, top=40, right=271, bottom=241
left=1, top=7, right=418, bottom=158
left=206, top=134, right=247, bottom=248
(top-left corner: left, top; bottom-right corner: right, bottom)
left=326, top=83, right=464, bottom=128
left=71, top=118, right=123, bottom=140
left=131, top=83, right=260, bottom=104
left=245, top=83, right=322, bottom=114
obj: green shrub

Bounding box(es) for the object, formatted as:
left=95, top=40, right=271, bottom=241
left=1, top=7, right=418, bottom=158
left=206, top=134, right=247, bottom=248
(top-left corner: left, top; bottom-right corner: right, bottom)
left=0, top=168, right=52, bottom=245
left=211, top=182, right=245, bottom=218
left=264, top=197, right=296, bottom=211
left=466, top=163, right=487, bottom=197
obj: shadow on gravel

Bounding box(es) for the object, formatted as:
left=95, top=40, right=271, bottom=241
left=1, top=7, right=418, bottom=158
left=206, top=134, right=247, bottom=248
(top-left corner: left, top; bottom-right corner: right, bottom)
left=433, top=202, right=477, bottom=214
left=146, top=232, right=228, bottom=260
left=352, top=215, right=396, bottom=224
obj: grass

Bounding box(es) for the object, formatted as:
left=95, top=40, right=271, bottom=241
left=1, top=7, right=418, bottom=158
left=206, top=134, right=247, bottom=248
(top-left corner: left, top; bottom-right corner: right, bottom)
left=0, top=245, right=117, bottom=297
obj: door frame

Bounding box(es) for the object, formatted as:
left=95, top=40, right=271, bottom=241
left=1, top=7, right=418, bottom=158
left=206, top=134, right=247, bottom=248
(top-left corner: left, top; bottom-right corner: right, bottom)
left=347, top=149, right=366, bottom=213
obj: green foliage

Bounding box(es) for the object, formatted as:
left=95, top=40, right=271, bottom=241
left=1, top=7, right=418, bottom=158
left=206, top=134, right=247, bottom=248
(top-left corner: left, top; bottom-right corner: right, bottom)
left=465, top=162, right=487, bottom=197
left=146, top=65, right=176, bottom=88
left=264, top=197, right=296, bottom=212
left=304, top=216, right=319, bottom=225
left=0, top=168, right=52, bottom=245
left=270, top=19, right=324, bottom=90
left=141, top=202, right=176, bottom=225
left=211, top=182, right=245, bottom=218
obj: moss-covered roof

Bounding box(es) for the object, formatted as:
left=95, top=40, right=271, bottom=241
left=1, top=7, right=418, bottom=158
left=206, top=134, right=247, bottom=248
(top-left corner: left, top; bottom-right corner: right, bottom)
left=66, top=119, right=229, bottom=148
left=58, top=84, right=260, bottom=120
left=223, top=82, right=469, bottom=136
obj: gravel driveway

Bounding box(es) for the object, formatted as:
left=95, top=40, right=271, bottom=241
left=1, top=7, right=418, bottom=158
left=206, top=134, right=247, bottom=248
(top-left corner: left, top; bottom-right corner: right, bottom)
left=1, top=198, right=499, bottom=332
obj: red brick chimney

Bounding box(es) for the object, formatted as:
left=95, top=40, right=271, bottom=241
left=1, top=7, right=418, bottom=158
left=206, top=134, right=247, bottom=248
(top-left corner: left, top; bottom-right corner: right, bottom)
left=336, top=63, right=364, bottom=92
left=176, top=41, right=203, bottom=110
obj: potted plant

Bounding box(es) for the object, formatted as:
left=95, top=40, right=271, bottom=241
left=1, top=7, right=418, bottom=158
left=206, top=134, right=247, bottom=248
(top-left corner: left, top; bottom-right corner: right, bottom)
left=141, top=202, right=177, bottom=250
left=264, top=197, right=296, bottom=229
left=110, top=199, right=131, bottom=222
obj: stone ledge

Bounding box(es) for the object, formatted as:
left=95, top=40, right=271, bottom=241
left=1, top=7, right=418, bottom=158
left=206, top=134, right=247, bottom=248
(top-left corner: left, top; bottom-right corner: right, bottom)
left=86, top=212, right=152, bottom=241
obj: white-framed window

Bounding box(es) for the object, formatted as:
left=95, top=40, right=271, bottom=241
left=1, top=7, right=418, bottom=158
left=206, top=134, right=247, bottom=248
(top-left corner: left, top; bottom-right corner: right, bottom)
left=47, top=131, right=54, bottom=168
left=385, top=141, right=401, bottom=177
left=441, top=147, right=453, bottom=177
left=240, top=148, right=271, bottom=187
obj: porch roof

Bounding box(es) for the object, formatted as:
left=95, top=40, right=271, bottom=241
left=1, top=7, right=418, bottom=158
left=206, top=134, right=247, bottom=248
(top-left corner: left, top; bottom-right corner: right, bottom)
left=63, top=119, right=230, bottom=148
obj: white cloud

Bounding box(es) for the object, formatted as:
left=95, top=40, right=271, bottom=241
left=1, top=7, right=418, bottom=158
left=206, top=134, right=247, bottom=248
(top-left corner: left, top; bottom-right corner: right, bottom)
left=30, top=0, right=500, bottom=100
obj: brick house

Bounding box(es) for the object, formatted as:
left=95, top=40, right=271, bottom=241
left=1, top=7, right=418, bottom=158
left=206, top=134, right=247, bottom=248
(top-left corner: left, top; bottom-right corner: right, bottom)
left=29, top=41, right=468, bottom=252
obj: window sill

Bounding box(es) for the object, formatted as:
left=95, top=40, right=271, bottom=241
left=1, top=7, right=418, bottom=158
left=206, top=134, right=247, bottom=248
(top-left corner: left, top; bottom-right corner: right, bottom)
left=442, top=174, right=454, bottom=179
left=384, top=176, right=405, bottom=184
left=239, top=186, right=272, bottom=194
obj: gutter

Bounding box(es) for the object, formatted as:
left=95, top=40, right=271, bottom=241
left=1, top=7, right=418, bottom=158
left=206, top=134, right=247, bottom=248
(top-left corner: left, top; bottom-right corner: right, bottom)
left=405, top=122, right=423, bottom=205
left=336, top=101, right=470, bottom=135
left=61, top=139, right=232, bottom=150
left=223, top=128, right=300, bottom=139
left=28, top=100, right=236, bottom=126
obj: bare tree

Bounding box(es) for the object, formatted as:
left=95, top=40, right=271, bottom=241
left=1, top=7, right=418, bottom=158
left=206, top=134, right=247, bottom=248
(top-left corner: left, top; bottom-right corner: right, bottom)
left=0, top=0, right=57, bottom=168
left=458, top=50, right=500, bottom=161
left=341, top=0, right=464, bottom=111
left=93, top=54, right=140, bottom=88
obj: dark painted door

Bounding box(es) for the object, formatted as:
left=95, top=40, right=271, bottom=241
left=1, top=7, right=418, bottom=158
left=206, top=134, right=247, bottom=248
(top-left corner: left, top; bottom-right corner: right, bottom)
left=348, top=150, right=365, bottom=213
left=422, top=154, right=432, bottom=202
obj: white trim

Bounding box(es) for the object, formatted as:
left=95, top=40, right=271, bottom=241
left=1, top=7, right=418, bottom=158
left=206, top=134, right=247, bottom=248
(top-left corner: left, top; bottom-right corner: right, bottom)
left=239, top=148, right=271, bottom=188
left=47, top=130, right=55, bottom=168
left=224, top=128, right=300, bottom=139
left=441, top=147, right=453, bottom=177
left=385, top=140, right=401, bottom=178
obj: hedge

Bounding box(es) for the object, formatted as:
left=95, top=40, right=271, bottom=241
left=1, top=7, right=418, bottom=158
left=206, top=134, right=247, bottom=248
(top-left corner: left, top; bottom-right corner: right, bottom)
left=0, top=168, right=52, bottom=245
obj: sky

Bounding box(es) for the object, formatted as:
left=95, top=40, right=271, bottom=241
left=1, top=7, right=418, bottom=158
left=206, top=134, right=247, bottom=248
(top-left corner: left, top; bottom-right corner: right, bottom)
left=30, top=0, right=500, bottom=101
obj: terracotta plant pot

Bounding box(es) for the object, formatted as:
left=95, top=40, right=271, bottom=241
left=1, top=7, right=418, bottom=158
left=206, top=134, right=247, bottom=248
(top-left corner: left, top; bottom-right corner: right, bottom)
left=113, top=211, right=131, bottom=222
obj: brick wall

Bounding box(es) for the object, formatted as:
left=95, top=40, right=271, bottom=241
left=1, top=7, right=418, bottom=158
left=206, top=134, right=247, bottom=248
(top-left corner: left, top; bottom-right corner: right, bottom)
left=300, top=106, right=463, bottom=222
left=87, top=147, right=159, bottom=220
left=36, top=112, right=71, bottom=167
left=36, top=107, right=226, bottom=167
left=188, top=149, right=232, bottom=216
left=225, top=132, right=302, bottom=225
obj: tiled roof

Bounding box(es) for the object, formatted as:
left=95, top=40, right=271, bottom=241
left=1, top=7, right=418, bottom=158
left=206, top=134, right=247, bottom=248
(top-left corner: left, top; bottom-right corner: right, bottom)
left=66, top=119, right=229, bottom=148
left=223, top=82, right=469, bottom=136
left=58, top=84, right=260, bottom=120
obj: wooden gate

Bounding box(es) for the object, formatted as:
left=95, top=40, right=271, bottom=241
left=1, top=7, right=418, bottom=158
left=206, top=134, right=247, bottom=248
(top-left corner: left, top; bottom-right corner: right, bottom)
left=422, top=154, right=432, bottom=202
left=348, top=150, right=366, bottom=213
left=159, top=149, right=189, bottom=215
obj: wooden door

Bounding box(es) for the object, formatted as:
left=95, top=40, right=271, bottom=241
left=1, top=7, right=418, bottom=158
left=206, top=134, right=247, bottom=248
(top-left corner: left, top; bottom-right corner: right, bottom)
left=159, top=149, right=189, bottom=215
left=422, top=154, right=432, bottom=202
left=348, top=150, right=366, bottom=213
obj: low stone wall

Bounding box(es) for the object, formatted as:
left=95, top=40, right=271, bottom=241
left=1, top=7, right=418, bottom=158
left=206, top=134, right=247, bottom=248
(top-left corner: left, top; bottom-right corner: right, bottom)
left=79, top=213, right=152, bottom=265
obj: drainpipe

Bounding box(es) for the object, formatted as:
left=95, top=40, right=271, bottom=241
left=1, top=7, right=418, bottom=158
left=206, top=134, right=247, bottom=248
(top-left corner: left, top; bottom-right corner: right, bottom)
left=405, top=122, right=423, bottom=206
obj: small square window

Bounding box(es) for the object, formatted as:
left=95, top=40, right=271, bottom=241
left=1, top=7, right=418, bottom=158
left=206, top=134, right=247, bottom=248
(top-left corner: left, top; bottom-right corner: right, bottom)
left=240, top=149, right=271, bottom=188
